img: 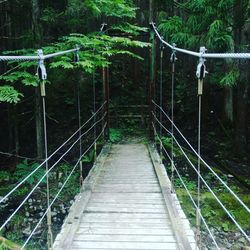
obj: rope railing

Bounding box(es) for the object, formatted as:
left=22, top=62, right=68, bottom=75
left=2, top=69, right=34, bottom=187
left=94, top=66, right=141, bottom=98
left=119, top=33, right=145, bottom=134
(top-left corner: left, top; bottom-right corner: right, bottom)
left=0, top=48, right=80, bottom=62
left=21, top=123, right=107, bottom=249
left=0, top=111, right=107, bottom=232
left=151, top=22, right=250, bottom=59
left=152, top=100, right=250, bottom=214
left=152, top=122, right=220, bottom=249
left=0, top=101, right=106, bottom=205
left=151, top=108, right=250, bottom=244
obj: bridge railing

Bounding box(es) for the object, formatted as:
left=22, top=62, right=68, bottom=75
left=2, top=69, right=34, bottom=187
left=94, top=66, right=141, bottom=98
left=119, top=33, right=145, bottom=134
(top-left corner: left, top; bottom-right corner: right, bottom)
left=0, top=46, right=109, bottom=249
left=152, top=101, right=250, bottom=248
left=0, top=102, right=107, bottom=249
left=150, top=22, right=250, bottom=249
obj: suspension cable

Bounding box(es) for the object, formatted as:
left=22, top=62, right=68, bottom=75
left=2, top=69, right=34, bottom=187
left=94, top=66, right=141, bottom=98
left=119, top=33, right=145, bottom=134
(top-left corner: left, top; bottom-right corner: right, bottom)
left=21, top=123, right=107, bottom=249
left=150, top=22, right=250, bottom=59
left=0, top=102, right=106, bottom=205
left=152, top=112, right=250, bottom=242
left=0, top=48, right=79, bottom=62
left=0, top=113, right=107, bottom=231
left=152, top=122, right=219, bottom=249
left=152, top=100, right=250, bottom=214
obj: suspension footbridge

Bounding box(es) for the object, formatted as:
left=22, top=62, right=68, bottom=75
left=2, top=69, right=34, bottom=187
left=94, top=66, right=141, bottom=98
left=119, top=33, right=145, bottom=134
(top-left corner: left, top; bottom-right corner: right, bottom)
left=0, top=23, right=249, bottom=250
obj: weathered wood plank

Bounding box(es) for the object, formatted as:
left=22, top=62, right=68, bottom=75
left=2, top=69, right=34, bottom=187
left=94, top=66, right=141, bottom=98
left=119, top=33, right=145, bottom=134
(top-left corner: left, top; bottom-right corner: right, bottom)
left=76, top=228, right=175, bottom=235
left=71, top=241, right=178, bottom=249
left=54, top=143, right=196, bottom=250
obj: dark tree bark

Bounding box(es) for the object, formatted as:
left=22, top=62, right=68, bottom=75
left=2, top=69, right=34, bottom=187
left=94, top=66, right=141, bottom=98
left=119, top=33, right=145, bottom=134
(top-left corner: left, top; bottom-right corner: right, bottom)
left=233, top=0, right=249, bottom=156
left=32, top=0, right=44, bottom=158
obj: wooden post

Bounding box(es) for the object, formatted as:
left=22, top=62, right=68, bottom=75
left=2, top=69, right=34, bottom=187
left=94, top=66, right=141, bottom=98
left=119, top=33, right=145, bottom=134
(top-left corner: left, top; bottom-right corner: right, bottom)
left=149, top=0, right=156, bottom=140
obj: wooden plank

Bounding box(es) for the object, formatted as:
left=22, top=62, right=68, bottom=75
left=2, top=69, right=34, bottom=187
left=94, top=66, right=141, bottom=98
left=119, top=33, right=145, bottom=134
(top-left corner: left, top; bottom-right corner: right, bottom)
left=53, top=144, right=111, bottom=250
left=88, top=199, right=164, bottom=204
left=81, top=213, right=168, bottom=220
left=86, top=203, right=166, bottom=209
left=73, top=234, right=176, bottom=242
left=71, top=241, right=178, bottom=249
left=76, top=222, right=170, bottom=228
left=76, top=228, right=174, bottom=235
left=85, top=206, right=166, bottom=213
left=148, top=144, right=195, bottom=250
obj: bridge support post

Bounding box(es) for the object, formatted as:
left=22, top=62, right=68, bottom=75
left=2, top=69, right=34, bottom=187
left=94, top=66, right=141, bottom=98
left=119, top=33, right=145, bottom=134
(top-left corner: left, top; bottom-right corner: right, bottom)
left=195, top=46, right=207, bottom=250
left=37, top=49, right=54, bottom=249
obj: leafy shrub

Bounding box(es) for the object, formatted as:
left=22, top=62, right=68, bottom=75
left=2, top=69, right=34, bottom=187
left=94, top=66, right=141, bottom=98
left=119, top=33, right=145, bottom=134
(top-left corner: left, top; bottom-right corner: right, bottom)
left=14, top=160, right=46, bottom=186
left=109, top=128, right=123, bottom=143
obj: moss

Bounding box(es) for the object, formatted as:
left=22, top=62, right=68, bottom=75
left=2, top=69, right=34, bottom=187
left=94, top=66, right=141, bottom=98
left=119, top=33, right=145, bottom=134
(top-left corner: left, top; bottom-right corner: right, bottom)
left=0, top=236, right=21, bottom=250
left=176, top=188, right=250, bottom=232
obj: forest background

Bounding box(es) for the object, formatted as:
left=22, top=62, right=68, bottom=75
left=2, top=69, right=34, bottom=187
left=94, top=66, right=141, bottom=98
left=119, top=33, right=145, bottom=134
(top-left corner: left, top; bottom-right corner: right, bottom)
left=0, top=0, right=249, bottom=248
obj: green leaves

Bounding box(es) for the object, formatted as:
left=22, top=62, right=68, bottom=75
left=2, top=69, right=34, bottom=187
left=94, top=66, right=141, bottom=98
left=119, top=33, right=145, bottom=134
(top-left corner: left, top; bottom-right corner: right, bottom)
left=0, top=71, right=38, bottom=86
left=84, top=0, right=137, bottom=18
left=220, top=69, right=240, bottom=86
left=111, top=23, right=148, bottom=36
left=14, top=160, right=46, bottom=186
left=0, top=86, right=23, bottom=103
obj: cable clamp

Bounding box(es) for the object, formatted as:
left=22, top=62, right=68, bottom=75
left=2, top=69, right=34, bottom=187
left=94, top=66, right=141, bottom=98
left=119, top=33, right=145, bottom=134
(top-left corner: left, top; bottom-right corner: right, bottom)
left=196, top=47, right=208, bottom=80
left=170, top=43, right=177, bottom=63
left=37, top=49, right=47, bottom=81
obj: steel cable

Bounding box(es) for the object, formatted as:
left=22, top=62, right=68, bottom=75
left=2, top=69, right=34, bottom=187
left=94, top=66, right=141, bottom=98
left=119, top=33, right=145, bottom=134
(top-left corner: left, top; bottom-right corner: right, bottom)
left=152, top=112, right=250, bottom=242
left=0, top=102, right=106, bottom=205
left=151, top=23, right=250, bottom=59
left=0, top=113, right=106, bottom=231
left=152, top=122, right=220, bottom=249
left=21, top=123, right=107, bottom=249
left=152, top=100, right=250, bottom=214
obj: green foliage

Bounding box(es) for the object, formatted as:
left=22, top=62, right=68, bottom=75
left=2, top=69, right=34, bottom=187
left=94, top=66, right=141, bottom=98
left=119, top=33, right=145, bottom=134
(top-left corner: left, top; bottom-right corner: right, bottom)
left=220, top=69, right=240, bottom=86
left=0, top=72, right=38, bottom=87
left=82, top=149, right=95, bottom=163
left=0, top=86, right=23, bottom=104
left=14, top=160, right=46, bottom=186
left=0, top=236, right=21, bottom=250
left=84, top=0, right=137, bottom=18
left=111, top=23, right=148, bottom=36
left=109, top=128, right=123, bottom=143
left=0, top=171, right=10, bottom=182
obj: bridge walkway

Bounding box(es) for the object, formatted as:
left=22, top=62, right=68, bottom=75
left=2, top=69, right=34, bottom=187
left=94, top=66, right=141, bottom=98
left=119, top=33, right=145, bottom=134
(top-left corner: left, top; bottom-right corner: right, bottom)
left=54, top=143, right=196, bottom=250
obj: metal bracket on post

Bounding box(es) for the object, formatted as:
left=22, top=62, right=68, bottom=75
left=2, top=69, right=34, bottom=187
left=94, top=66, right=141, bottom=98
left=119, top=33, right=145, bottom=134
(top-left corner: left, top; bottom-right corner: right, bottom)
left=170, top=43, right=177, bottom=64
left=37, top=49, right=47, bottom=97
left=196, top=47, right=208, bottom=96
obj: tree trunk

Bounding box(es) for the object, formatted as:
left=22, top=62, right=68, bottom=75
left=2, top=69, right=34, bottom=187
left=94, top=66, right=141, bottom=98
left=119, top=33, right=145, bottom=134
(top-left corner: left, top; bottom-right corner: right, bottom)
left=233, top=0, right=249, bottom=156
left=224, top=87, right=233, bottom=123
left=149, top=0, right=156, bottom=138
left=32, top=0, right=44, bottom=159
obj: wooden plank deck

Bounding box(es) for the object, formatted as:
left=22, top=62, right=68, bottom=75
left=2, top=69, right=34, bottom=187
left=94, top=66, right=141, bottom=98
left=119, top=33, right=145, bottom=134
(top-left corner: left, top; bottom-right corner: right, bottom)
left=54, top=143, right=196, bottom=250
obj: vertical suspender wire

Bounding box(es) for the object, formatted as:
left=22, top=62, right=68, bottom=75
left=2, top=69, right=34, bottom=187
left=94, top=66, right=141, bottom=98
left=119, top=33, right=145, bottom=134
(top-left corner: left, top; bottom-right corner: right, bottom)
left=159, top=44, right=164, bottom=161
left=74, top=48, right=83, bottom=190
left=170, top=45, right=177, bottom=193
left=37, top=49, right=53, bottom=249
left=196, top=47, right=207, bottom=250
left=77, top=81, right=83, bottom=189
left=93, top=68, right=97, bottom=161
left=41, top=85, right=53, bottom=250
